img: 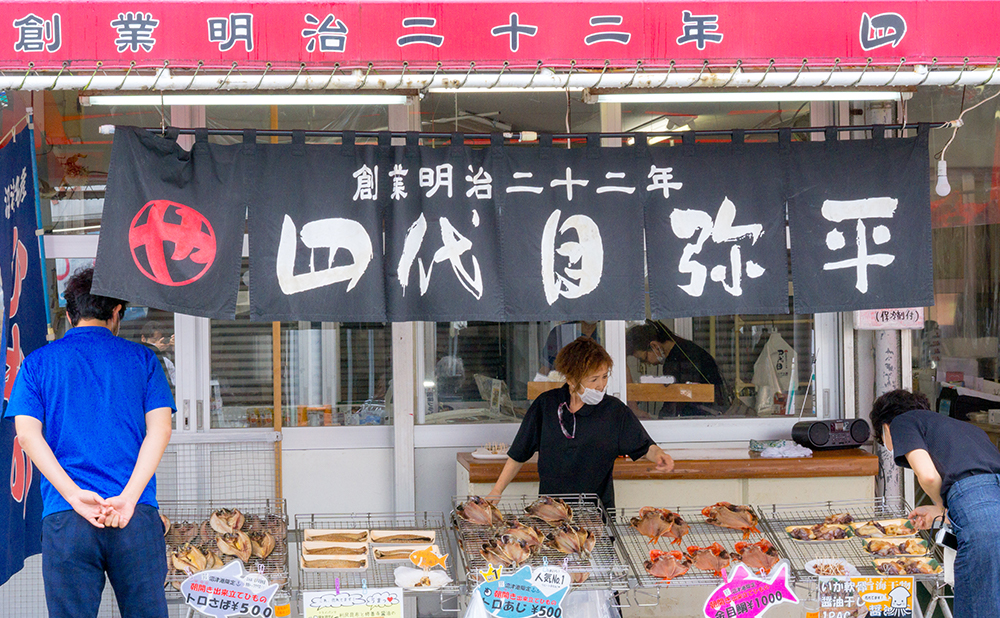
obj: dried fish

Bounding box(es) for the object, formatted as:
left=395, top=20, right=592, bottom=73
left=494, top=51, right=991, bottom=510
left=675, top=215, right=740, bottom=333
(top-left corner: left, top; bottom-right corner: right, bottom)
left=210, top=508, right=246, bottom=535
left=166, top=521, right=199, bottom=547
left=160, top=513, right=171, bottom=537
left=456, top=496, right=505, bottom=526
left=374, top=534, right=433, bottom=543
left=543, top=523, right=594, bottom=559
left=686, top=543, right=732, bottom=577
left=242, top=514, right=264, bottom=534
left=644, top=549, right=691, bottom=582
left=263, top=514, right=287, bottom=538
left=172, top=543, right=207, bottom=573
left=702, top=502, right=760, bottom=539
left=217, top=531, right=252, bottom=563
left=525, top=496, right=573, bottom=524
left=502, top=519, right=545, bottom=550
left=310, top=531, right=367, bottom=543
left=480, top=535, right=533, bottom=568
left=249, top=531, right=276, bottom=559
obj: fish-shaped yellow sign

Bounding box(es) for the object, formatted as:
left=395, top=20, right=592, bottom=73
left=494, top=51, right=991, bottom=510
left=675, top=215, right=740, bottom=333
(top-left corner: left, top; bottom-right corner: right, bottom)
left=409, top=546, right=448, bottom=570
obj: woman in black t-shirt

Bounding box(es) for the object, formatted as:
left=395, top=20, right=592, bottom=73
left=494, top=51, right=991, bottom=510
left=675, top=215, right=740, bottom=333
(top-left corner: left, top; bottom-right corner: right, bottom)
left=871, top=389, right=1000, bottom=617
left=488, top=337, right=673, bottom=511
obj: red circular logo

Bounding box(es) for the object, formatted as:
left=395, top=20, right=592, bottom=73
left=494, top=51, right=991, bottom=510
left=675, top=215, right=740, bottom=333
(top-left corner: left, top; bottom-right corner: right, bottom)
left=129, top=200, right=217, bottom=286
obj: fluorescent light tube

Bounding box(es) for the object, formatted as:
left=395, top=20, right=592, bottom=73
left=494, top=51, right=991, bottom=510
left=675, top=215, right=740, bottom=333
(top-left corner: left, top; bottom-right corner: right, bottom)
left=80, top=93, right=409, bottom=106
left=596, top=91, right=909, bottom=104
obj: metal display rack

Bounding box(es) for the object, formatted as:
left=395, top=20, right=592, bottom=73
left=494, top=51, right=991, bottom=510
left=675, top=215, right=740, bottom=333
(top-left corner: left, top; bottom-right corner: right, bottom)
left=294, top=511, right=461, bottom=601
left=451, top=494, right=630, bottom=592
left=613, top=505, right=769, bottom=588
left=756, top=497, right=944, bottom=582
left=159, top=499, right=290, bottom=593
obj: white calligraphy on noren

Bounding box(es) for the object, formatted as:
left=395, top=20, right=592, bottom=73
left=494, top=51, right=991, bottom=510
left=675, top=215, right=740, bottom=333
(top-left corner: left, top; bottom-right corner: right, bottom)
left=275, top=215, right=373, bottom=294
left=821, top=197, right=897, bottom=293
left=670, top=197, right=765, bottom=297
left=541, top=209, right=604, bottom=305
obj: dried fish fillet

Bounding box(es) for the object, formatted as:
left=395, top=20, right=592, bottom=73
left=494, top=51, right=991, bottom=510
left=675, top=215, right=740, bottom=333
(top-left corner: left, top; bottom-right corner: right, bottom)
left=302, top=556, right=367, bottom=569
left=308, top=530, right=369, bottom=543
left=302, top=542, right=367, bottom=556
left=372, top=533, right=434, bottom=543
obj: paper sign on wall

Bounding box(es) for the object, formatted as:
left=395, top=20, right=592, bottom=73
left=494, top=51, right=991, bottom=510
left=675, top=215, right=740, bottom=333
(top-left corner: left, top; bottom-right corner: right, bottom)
left=853, top=308, right=924, bottom=330
left=302, top=587, right=403, bottom=618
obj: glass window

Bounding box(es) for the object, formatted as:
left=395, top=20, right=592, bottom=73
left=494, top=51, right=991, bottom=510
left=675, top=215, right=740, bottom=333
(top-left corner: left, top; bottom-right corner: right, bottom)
left=907, top=86, right=1000, bottom=413
left=282, top=322, right=393, bottom=427
left=418, top=321, right=605, bottom=424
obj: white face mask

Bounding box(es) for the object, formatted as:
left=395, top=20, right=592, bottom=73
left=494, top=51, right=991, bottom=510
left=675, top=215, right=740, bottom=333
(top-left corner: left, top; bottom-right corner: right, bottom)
left=652, top=347, right=666, bottom=364
left=580, top=387, right=605, bottom=406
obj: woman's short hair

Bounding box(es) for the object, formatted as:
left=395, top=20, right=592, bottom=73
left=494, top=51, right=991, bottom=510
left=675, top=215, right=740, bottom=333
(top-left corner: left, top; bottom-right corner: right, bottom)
left=554, top=337, right=613, bottom=388
left=869, top=389, right=932, bottom=444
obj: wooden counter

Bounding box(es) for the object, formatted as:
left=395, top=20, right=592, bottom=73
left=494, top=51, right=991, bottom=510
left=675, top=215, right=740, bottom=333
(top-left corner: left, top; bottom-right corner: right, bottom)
left=457, top=447, right=878, bottom=509
left=458, top=447, right=877, bottom=482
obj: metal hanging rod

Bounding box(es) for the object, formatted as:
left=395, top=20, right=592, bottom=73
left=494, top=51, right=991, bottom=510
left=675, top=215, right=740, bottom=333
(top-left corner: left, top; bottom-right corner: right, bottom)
left=103, top=122, right=942, bottom=141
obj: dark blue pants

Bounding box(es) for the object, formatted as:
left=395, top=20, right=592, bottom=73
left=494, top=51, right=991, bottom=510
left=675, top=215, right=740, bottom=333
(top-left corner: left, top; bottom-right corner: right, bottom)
left=947, top=473, right=1000, bottom=618
left=42, top=504, right=168, bottom=618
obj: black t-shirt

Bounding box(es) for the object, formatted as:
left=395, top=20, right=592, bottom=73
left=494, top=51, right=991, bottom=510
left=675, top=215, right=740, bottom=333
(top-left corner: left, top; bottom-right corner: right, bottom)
left=659, top=336, right=727, bottom=416
left=890, top=409, right=1000, bottom=507
left=507, top=384, right=655, bottom=510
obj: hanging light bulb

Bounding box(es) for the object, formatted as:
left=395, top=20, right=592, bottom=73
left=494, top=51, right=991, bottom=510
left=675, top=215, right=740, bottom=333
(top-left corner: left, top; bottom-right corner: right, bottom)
left=935, top=160, right=952, bottom=197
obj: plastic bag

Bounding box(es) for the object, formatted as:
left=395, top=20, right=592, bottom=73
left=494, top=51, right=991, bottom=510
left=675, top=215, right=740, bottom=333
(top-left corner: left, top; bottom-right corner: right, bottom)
left=752, top=332, right=796, bottom=415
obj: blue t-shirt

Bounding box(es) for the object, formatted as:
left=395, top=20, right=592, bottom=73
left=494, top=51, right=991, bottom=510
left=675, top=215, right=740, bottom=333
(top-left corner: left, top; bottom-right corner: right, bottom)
left=5, top=326, right=176, bottom=517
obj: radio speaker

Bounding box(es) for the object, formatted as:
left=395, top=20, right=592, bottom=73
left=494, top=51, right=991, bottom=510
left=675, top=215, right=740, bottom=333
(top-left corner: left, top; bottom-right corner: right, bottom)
left=791, top=419, right=870, bottom=450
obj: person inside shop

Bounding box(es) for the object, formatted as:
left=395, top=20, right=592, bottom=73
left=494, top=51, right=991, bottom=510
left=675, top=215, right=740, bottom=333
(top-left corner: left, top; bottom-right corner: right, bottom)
left=488, top=337, right=673, bottom=511
left=5, top=267, right=175, bottom=617
left=626, top=321, right=730, bottom=417
left=870, top=389, right=1000, bottom=617
left=141, top=320, right=175, bottom=386
left=537, top=320, right=600, bottom=376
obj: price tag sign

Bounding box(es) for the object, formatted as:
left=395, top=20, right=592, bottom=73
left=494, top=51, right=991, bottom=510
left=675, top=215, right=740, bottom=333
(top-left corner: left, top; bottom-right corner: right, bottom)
left=476, top=565, right=570, bottom=618
left=702, top=561, right=798, bottom=618
left=181, top=561, right=280, bottom=618
left=302, top=587, right=403, bottom=618
left=818, top=576, right=914, bottom=618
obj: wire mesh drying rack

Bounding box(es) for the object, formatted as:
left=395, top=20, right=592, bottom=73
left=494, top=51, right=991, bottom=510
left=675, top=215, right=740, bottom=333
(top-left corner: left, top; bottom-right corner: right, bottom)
left=159, top=499, right=289, bottom=593
left=756, top=497, right=944, bottom=582
left=613, top=505, right=768, bottom=589
left=294, top=511, right=460, bottom=597
left=451, top=494, right=630, bottom=592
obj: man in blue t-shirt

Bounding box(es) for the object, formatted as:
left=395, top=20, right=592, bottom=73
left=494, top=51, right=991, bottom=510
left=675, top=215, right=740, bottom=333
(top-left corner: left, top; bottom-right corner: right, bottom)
left=5, top=267, right=175, bottom=617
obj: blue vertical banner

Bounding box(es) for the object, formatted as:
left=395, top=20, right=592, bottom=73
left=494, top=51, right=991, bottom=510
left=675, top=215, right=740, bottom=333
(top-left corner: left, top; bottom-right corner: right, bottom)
left=0, top=127, right=46, bottom=585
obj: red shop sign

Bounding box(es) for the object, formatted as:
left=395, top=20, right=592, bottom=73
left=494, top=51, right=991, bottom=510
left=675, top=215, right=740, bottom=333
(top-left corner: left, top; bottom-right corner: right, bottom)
left=0, top=1, right=997, bottom=71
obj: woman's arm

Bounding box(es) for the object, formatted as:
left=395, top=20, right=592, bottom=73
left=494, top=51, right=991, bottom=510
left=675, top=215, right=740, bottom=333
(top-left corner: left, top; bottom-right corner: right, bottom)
left=486, top=457, right=525, bottom=501
left=644, top=444, right=674, bottom=472
left=905, top=449, right=944, bottom=507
